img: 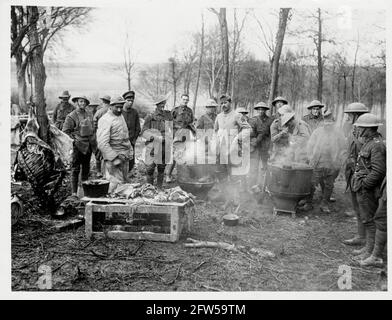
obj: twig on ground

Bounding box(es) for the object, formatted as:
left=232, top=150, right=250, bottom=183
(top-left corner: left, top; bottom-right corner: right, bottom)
left=52, top=260, right=69, bottom=274
left=193, top=261, right=207, bottom=273
left=165, top=263, right=182, bottom=285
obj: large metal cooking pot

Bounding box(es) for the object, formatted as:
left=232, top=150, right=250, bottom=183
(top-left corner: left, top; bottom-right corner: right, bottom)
left=177, top=164, right=215, bottom=198
left=266, top=162, right=313, bottom=214
left=267, top=162, right=313, bottom=198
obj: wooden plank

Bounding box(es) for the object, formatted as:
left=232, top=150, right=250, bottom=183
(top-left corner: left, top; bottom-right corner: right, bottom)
left=92, top=231, right=173, bottom=242
left=170, top=211, right=180, bottom=242
left=81, top=196, right=189, bottom=207
left=90, top=203, right=179, bottom=215
left=85, top=203, right=93, bottom=239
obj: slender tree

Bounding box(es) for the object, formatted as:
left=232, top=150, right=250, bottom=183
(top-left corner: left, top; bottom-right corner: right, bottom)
left=193, top=13, right=205, bottom=112
left=267, top=8, right=291, bottom=112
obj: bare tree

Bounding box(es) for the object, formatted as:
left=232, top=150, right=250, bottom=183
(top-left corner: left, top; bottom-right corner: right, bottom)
left=193, top=13, right=205, bottom=112
left=167, top=57, right=183, bottom=107
left=351, top=31, right=360, bottom=101
left=202, top=27, right=223, bottom=98
left=11, top=6, right=93, bottom=115
left=267, top=8, right=291, bottom=110
left=27, top=6, right=48, bottom=142
left=123, top=31, right=135, bottom=91
left=210, top=8, right=230, bottom=95
left=230, top=9, right=248, bottom=102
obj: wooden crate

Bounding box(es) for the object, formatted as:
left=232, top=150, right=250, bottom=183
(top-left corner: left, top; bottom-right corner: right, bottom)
left=84, top=198, right=194, bottom=242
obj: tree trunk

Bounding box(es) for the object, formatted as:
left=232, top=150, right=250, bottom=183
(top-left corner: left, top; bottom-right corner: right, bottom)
left=267, top=8, right=290, bottom=113
left=27, top=6, right=48, bottom=142
left=127, top=74, right=131, bottom=91
left=193, top=14, right=204, bottom=113
left=317, top=8, right=323, bottom=101
left=352, top=34, right=359, bottom=101
left=15, top=49, right=28, bottom=112
left=218, top=9, right=229, bottom=95
left=343, top=74, right=347, bottom=106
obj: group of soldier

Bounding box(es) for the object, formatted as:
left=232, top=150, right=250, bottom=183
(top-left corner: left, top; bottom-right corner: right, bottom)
left=52, top=89, right=386, bottom=269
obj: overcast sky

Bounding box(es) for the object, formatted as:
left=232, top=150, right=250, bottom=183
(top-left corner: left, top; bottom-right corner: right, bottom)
left=55, top=4, right=385, bottom=65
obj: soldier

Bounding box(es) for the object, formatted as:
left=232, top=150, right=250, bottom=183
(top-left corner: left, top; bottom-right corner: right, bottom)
left=302, top=100, right=324, bottom=133
left=214, top=94, right=251, bottom=179
left=270, top=110, right=310, bottom=163
left=97, top=97, right=133, bottom=193
left=52, top=90, right=75, bottom=130
left=306, top=110, right=347, bottom=213
left=122, top=90, right=141, bottom=174
left=360, top=177, right=387, bottom=267
left=141, top=95, right=173, bottom=188
left=166, top=93, right=195, bottom=182
left=269, top=105, right=294, bottom=147
left=196, top=99, right=218, bottom=130
left=87, top=101, right=99, bottom=118
left=271, top=96, right=288, bottom=118
left=249, top=102, right=272, bottom=170
left=350, top=114, right=386, bottom=262
left=342, top=102, right=370, bottom=245
left=93, top=95, right=111, bottom=177
left=236, top=107, right=250, bottom=122
left=63, top=95, right=96, bottom=196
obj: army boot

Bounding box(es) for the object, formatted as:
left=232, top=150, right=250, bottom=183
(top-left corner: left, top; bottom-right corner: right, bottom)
left=353, top=225, right=376, bottom=260
left=157, top=172, right=164, bottom=189
left=360, top=230, right=387, bottom=268
left=343, top=219, right=366, bottom=246
left=146, top=174, right=154, bottom=185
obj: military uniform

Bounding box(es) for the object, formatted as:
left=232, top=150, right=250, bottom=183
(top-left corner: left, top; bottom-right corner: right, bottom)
left=123, top=104, right=141, bottom=172
left=63, top=108, right=96, bottom=194
left=270, top=118, right=310, bottom=162
left=352, top=132, right=386, bottom=226
left=249, top=114, right=272, bottom=185
left=141, top=109, right=173, bottom=187
left=52, top=101, right=75, bottom=130
left=302, top=113, right=323, bottom=134
left=196, top=113, right=216, bottom=130
left=172, top=105, right=194, bottom=133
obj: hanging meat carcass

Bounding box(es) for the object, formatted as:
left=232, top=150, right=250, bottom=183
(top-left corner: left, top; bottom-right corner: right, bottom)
left=13, top=107, right=66, bottom=213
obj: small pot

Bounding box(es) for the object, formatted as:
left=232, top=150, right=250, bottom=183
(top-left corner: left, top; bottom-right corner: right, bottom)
left=82, top=179, right=110, bottom=198
left=223, top=214, right=239, bottom=226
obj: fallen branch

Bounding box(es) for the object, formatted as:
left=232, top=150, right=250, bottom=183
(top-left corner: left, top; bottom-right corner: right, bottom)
left=185, top=238, right=236, bottom=251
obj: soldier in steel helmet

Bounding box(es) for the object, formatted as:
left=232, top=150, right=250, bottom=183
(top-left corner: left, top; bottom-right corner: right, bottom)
left=342, top=102, right=370, bottom=245
left=248, top=102, right=273, bottom=188
left=350, top=113, right=386, bottom=263
left=302, top=100, right=325, bottom=133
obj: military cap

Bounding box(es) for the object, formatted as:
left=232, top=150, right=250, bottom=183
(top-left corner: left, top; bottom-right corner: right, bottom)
left=100, top=95, right=111, bottom=103
left=236, top=107, right=249, bottom=114
left=344, top=102, right=369, bottom=114
left=254, top=101, right=270, bottom=110
left=205, top=99, right=218, bottom=108
left=307, top=100, right=325, bottom=109
left=281, top=112, right=295, bottom=126
left=353, top=113, right=382, bottom=127
left=59, top=90, right=71, bottom=99
left=220, top=94, right=232, bottom=102
left=71, top=95, right=90, bottom=106
left=122, top=91, right=135, bottom=99
left=110, top=96, right=126, bottom=106
left=154, top=95, right=168, bottom=105
left=272, top=96, right=288, bottom=106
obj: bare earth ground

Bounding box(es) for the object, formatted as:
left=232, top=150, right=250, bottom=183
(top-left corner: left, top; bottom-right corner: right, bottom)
left=11, top=145, right=387, bottom=292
